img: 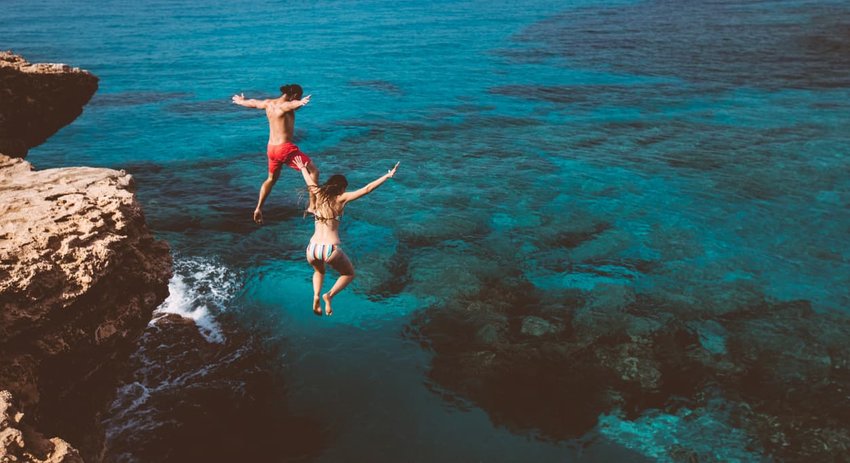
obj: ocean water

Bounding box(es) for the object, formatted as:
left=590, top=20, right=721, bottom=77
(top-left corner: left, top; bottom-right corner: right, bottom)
left=4, top=0, right=850, bottom=461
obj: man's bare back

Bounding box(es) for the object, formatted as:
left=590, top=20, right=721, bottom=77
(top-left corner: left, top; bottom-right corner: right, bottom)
left=265, top=96, right=309, bottom=145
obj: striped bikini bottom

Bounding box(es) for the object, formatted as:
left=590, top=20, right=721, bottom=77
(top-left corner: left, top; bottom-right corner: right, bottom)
left=306, top=242, right=339, bottom=262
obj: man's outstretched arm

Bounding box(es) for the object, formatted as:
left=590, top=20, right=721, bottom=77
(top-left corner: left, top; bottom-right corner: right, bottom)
left=232, top=93, right=267, bottom=109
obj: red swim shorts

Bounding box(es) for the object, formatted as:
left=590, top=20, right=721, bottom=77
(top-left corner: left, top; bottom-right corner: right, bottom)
left=267, top=142, right=313, bottom=174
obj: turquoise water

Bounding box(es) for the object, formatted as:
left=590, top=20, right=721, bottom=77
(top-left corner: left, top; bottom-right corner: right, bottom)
left=4, top=0, right=850, bottom=461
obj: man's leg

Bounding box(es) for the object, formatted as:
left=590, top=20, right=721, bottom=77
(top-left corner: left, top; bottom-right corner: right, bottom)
left=255, top=169, right=281, bottom=224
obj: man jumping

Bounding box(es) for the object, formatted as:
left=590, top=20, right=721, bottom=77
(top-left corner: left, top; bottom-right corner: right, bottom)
left=232, top=83, right=319, bottom=224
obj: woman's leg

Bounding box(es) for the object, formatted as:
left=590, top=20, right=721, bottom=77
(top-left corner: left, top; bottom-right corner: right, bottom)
left=322, top=249, right=355, bottom=316
left=306, top=248, right=325, bottom=316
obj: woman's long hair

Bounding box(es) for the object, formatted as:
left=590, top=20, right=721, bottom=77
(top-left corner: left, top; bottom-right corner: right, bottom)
left=312, top=174, right=348, bottom=216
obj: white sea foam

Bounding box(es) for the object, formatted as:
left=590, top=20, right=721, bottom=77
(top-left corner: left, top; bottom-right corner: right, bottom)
left=151, top=256, right=239, bottom=343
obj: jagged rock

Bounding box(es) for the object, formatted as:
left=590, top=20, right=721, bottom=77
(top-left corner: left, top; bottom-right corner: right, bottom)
left=0, top=390, right=83, bottom=463
left=0, top=51, right=98, bottom=158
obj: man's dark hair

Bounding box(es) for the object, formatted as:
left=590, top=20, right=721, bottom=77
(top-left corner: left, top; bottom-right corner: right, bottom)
left=280, top=83, right=303, bottom=99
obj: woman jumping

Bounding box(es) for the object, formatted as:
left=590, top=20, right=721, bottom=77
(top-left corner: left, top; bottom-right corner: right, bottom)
left=293, top=156, right=400, bottom=316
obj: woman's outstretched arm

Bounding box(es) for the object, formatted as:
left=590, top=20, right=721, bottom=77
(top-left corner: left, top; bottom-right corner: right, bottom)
left=293, top=156, right=319, bottom=187
left=339, top=162, right=399, bottom=203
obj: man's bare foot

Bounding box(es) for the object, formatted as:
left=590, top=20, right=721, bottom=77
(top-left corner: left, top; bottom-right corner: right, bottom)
left=253, top=208, right=263, bottom=224
left=322, top=293, right=333, bottom=316
left=313, top=296, right=322, bottom=316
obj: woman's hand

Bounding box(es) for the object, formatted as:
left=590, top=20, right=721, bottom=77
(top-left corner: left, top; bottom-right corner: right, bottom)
left=387, top=161, right=400, bottom=178
left=293, top=155, right=308, bottom=170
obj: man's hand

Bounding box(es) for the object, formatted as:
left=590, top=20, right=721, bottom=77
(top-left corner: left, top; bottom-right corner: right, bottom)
left=253, top=208, right=263, bottom=224
left=387, top=161, right=400, bottom=178
left=232, top=93, right=246, bottom=105
left=299, top=94, right=312, bottom=107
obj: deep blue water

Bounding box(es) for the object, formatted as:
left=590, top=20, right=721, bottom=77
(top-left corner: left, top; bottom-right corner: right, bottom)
left=4, top=0, right=850, bottom=461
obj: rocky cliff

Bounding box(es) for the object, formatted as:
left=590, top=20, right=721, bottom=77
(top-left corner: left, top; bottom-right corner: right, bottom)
left=0, top=51, right=99, bottom=159
left=0, top=52, right=172, bottom=461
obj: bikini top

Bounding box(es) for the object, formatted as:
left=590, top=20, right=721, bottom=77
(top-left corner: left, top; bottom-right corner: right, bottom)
left=314, top=214, right=341, bottom=223
left=313, top=206, right=343, bottom=223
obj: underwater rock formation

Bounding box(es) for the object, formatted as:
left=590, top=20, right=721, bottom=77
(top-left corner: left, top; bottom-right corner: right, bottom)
left=0, top=51, right=98, bottom=158
left=408, top=250, right=850, bottom=462
left=0, top=53, right=172, bottom=461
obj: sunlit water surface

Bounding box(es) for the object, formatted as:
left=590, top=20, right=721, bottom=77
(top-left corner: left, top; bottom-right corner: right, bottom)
left=4, top=0, right=849, bottom=461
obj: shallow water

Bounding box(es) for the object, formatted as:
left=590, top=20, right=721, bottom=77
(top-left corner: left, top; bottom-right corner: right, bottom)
left=4, top=0, right=850, bottom=461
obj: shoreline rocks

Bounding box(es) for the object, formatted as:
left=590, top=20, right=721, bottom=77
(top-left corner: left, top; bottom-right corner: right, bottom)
left=0, top=52, right=172, bottom=462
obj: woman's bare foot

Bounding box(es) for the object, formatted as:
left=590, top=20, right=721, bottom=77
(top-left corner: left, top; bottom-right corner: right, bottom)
left=312, top=296, right=322, bottom=316
left=322, top=293, right=333, bottom=316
